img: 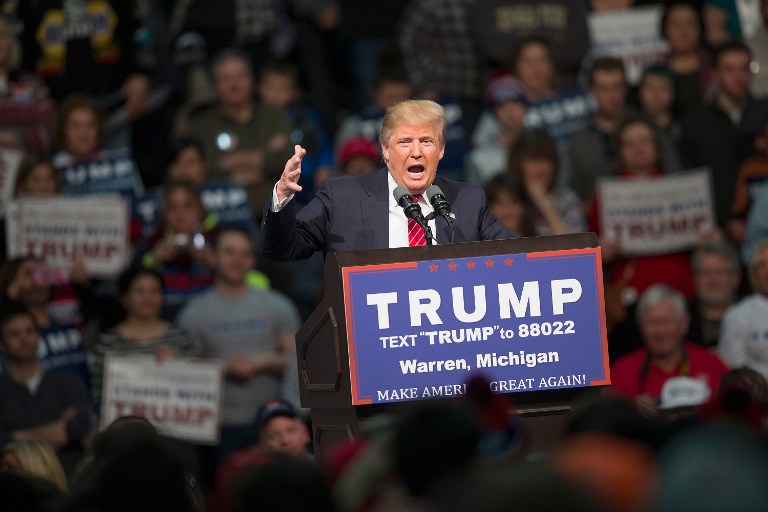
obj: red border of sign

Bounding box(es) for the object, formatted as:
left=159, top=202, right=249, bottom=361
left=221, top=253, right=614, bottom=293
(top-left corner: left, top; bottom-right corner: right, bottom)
left=342, top=262, right=419, bottom=405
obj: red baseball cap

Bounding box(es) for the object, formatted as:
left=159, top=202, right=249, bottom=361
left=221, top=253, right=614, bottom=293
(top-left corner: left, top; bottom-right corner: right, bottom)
left=340, top=137, right=380, bottom=166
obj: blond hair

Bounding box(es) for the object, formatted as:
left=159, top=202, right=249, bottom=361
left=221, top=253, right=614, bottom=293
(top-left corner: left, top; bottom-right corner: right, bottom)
left=2, top=439, right=68, bottom=492
left=379, top=99, right=446, bottom=148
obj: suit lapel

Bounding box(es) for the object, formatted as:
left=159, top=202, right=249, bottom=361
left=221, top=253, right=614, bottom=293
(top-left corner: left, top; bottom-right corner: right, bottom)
left=361, top=168, right=390, bottom=250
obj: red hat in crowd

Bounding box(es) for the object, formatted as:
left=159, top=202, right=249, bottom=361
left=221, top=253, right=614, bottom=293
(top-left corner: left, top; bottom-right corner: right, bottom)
left=339, top=137, right=380, bottom=166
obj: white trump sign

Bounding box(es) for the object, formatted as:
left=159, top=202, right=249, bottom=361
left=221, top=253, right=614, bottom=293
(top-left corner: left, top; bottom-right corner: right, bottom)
left=588, top=5, right=669, bottom=84
left=101, top=354, right=224, bottom=444
left=598, top=169, right=715, bottom=256
left=5, top=195, right=129, bottom=277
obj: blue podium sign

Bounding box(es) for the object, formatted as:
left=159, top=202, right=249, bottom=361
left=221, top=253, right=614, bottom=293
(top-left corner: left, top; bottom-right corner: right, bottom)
left=342, top=248, right=610, bottom=405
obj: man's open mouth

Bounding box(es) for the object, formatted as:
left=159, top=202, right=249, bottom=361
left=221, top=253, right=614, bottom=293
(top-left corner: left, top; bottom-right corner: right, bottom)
left=408, top=165, right=425, bottom=176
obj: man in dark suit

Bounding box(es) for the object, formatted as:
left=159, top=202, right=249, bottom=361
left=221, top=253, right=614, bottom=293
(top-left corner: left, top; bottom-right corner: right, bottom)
left=260, top=99, right=514, bottom=261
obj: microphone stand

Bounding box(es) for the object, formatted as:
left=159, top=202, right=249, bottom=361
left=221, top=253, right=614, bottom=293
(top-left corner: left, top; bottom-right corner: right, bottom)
left=426, top=211, right=453, bottom=244
left=423, top=221, right=435, bottom=245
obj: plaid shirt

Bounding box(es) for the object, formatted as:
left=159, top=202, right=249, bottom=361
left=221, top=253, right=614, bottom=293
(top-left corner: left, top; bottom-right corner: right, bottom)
left=0, top=73, right=55, bottom=152
left=398, top=0, right=486, bottom=100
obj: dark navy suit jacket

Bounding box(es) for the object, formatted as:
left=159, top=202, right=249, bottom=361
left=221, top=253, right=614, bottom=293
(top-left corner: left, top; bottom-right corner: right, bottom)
left=259, top=168, right=515, bottom=261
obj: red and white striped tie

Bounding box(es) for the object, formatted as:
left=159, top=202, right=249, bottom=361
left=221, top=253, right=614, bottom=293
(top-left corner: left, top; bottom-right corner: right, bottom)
left=408, top=194, right=426, bottom=247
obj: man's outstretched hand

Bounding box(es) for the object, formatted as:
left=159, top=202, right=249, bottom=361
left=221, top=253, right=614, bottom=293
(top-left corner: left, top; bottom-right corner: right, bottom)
left=276, top=145, right=307, bottom=202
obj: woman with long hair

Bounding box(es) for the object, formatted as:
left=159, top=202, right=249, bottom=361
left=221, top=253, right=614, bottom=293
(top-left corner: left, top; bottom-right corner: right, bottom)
left=507, top=128, right=586, bottom=237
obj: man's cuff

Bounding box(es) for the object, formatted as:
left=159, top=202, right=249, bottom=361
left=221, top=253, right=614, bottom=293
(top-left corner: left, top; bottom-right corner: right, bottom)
left=271, top=184, right=295, bottom=212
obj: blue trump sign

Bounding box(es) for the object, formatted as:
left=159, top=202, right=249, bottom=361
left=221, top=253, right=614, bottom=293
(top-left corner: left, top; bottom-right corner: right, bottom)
left=55, top=148, right=144, bottom=198
left=136, top=181, right=257, bottom=240
left=342, top=248, right=610, bottom=405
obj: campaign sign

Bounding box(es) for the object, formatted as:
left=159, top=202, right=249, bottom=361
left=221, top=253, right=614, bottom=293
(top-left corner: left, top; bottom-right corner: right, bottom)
left=101, top=354, right=224, bottom=444
left=6, top=195, right=130, bottom=277
left=342, top=248, right=610, bottom=405
left=54, top=148, right=144, bottom=213
left=588, top=5, right=669, bottom=84
left=136, top=181, right=257, bottom=240
left=598, top=169, right=715, bottom=256
left=524, top=89, right=594, bottom=143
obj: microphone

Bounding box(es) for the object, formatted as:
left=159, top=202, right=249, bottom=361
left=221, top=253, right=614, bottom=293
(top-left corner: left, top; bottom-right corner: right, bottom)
left=425, top=185, right=453, bottom=224
left=393, top=186, right=434, bottom=244
left=393, top=186, right=424, bottom=222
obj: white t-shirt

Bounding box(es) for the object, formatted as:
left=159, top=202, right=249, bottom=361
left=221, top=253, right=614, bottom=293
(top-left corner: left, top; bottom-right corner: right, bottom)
left=718, top=294, right=768, bottom=380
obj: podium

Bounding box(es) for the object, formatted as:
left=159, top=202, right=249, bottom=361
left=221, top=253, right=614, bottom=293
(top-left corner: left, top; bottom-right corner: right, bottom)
left=295, top=233, right=608, bottom=458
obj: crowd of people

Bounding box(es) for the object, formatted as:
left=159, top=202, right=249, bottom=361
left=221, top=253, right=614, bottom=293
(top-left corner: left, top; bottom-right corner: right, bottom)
left=2, top=0, right=768, bottom=511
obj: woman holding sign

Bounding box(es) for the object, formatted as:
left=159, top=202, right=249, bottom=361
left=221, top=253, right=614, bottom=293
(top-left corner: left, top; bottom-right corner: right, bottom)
left=90, top=267, right=198, bottom=411
left=589, top=119, right=700, bottom=359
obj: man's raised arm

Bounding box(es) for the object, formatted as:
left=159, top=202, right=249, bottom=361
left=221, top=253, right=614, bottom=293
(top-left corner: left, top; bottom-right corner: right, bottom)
left=273, top=144, right=307, bottom=208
